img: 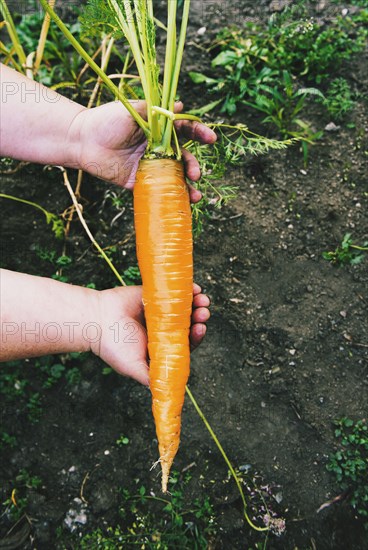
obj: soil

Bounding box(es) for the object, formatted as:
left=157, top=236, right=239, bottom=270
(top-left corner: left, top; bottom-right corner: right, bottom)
left=1, top=1, right=367, bottom=549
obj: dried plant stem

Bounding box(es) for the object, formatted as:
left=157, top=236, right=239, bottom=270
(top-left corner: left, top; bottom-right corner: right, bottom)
left=54, top=166, right=126, bottom=287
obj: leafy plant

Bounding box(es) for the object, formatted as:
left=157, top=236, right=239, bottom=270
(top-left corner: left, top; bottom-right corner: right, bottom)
left=242, top=70, right=324, bottom=163
left=327, top=418, right=368, bottom=522
left=75, top=471, right=216, bottom=549
left=322, top=233, right=368, bottom=266
left=190, top=7, right=367, bottom=116
left=122, top=265, right=141, bottom=285
left=16, top=469, right=42, bottom=490
left=323, top=77, right=355, bottom=120
left=116, top=434, right=129, bottom=446
left=0, top=432, right=17, bottom=450
left=0, top=194, right=64, bottom=240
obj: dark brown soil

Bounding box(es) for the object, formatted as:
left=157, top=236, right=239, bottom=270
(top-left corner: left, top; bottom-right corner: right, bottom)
left=1, top=1, right=367, bottom=549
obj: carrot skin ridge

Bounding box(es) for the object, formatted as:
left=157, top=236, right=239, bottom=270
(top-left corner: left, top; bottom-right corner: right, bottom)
left=134, top=159, right=193, bottom=492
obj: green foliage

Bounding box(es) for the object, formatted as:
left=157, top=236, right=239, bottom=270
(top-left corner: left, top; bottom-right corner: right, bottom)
left=0, top=194, right=64, bottom=240
left=79, top=0, right=123, bottom=40
left=189, top=6, right=366, bottom=156
left=34, top=247, right=73, bottom=282
left=15, top=469, right=42, bottom=490
left=0, top=354, right=84, bottom=427
left=26, top=392, right=42, bottom=422
left=76, top=471, right=216, bottom=549
left=4, top=7, right=90, bottom=89
left=323, top=78, right=355, bottom=120
left=123, top=265, right=141, bottom=285
left=322, top=233, right=368, bottom=266
left=116, top=435, right=130, bottom=446
left=0, top=432, right=17, bottom=450
left=327, top=418, right=368, bottom=522
left=189, top=123, right=296, bottom=235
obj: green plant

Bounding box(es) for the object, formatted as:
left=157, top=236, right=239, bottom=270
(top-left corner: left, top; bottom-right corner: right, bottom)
left=327, top=418, right=368, bottom=522
left=116, top=435, right=130, bottom=446
left=0, top=194, right=64, bottom=240
left=27, top=392, right=42, bottom=422
left=322, top=233, right=368, bottom=266
left=122, top=265, right=141, bottom=285
left=0, top=0, right=101, bottom=94
left=76, top=472, right=216, bottom=549
left=323, top=77, right=354, bottom=120
left=16, top=469, right=42, bottom=490
left=190, top=7, right=367, bottom=117
left=0, top=432, right=17, bottom=450
left=34, top=247, right=72, bottom=282
left=242, top=70, right=324, bottom=163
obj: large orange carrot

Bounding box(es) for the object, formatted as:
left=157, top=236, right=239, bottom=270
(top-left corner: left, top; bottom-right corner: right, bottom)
left=134, top=158, right=193, bottom=492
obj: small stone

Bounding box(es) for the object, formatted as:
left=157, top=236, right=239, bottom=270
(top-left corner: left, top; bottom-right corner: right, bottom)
left=275, top=492, right=283, bottom=504
left=339, top=310, right=347, bottom=318
left=197, top=26, right=206, bottom=36
left=104, top=450, right=110, bottom=455
left=325, top=122, right=340, bottom=132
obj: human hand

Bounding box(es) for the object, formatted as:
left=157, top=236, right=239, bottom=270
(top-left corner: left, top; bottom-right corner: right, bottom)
left=92, top=283, right=210, bottom=386
left=73, top=101, right=217, bottom=203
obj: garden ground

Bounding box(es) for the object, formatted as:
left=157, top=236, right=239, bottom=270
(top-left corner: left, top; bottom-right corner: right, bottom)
left=0, top=1, right=367, bottom=548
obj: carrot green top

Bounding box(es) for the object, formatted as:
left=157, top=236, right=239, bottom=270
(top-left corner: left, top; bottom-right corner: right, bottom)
left=39, top=0, right=200, bottom=159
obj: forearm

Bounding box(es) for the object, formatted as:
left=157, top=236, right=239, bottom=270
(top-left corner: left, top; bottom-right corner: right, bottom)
left=0, top=269, right=99, bottom=361
left=0, top=64, right=85, bottom=167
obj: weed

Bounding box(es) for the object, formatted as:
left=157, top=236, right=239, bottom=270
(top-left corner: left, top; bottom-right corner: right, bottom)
left=123, top=265, right=141, bottom=285
left=322, top=233, right=368, bottom=266
left=27, top=392, right=42, bottom=422
left=0, top=432, right=17, bottom=450
left=0, top=194, right=64, bottom=240
left=191, top=7, right=366, bottom=117
left=116, top=435, right=130, bottom=446
left=75, top=471, right=216, bottom=549
left=16, top=469, right=42, bottom=490
left=1, top=469, right=42, bottom=524
left=0, top=354, right=84, bottom=430
left=324, top=78, right=355, bottom=120
left=34, top=247, right=72, bottom=282
left=327, top=418, right=368, bottom=523
left=1, top=492, right=28, bottom=522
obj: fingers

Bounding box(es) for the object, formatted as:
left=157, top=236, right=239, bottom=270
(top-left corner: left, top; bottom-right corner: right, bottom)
left=190, top=323, right=207, bottom=351
left=182, top=148, right=201, bottom=182
left=175, top=117, right=217, bottom=145
left=190, top=284, right=210, bottom=351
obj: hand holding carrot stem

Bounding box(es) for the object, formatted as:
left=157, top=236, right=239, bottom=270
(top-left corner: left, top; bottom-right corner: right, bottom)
left=0, top=65, right=217, bottom=201
left=74, top=100, right=217, bottom=198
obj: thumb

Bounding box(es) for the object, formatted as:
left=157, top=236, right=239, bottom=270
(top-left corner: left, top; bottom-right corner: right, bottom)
left=109, top=356, right=149, bottom=386
left=121, top=360, right=150, bottom=387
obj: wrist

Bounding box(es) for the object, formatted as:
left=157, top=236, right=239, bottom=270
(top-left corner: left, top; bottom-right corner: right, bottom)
left=63, top=106, right=88, bottom=170
left=67, top=286, right=101, bottom=355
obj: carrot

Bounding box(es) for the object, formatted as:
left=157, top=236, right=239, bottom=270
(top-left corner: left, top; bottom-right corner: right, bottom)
left=134, top=158, right=193, bottom=492
left=40, top=0, right=202, bottom=492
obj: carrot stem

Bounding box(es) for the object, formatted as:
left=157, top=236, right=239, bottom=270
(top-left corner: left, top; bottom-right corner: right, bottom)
left=185, top=386, right=269, bottom=532
left=38, top=0, right=149, bottom=136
